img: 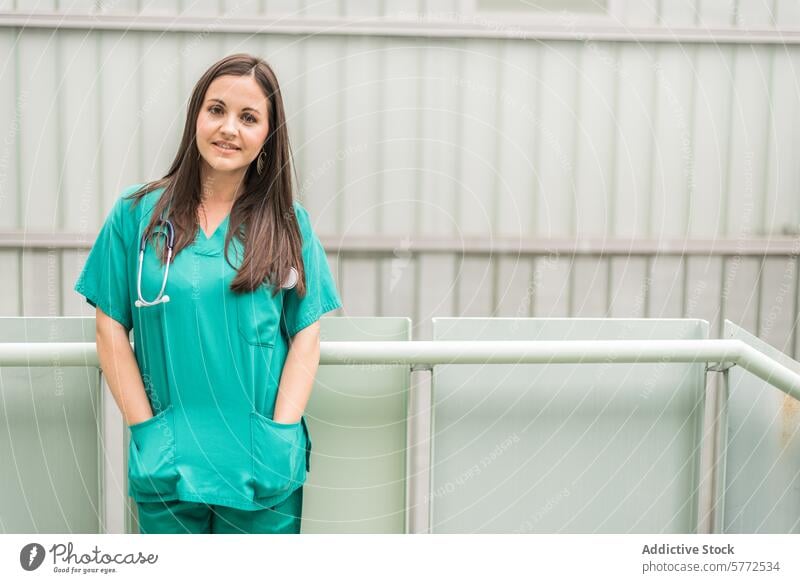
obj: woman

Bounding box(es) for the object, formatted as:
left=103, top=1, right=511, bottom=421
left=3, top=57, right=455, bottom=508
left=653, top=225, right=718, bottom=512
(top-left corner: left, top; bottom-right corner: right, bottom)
left=74, top=53, right=342, bottom=534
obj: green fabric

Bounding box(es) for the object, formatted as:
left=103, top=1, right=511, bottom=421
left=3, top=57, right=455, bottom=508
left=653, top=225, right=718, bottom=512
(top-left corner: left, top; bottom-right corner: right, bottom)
left=135, top=488, right=303, bottom=534
left=74, top=184, right=342, bottom=511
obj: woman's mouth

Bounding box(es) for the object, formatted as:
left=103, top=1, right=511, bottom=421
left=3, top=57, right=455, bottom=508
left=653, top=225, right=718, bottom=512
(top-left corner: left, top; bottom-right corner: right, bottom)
left=212, top=142, right=240, bottom=154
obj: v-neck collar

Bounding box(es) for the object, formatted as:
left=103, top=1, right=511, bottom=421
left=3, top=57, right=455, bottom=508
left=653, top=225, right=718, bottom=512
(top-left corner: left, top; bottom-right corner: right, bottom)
left=198, top=213, right=230, bottom=241
left=194, top=213, right=230, bottom=255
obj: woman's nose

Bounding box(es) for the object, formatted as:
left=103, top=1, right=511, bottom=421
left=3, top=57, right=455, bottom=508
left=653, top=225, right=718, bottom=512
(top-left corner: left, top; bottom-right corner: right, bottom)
left=221, top=114, right=238, bottom=135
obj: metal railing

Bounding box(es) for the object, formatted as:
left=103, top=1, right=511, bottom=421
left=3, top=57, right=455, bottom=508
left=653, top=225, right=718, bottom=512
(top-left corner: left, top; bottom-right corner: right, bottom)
left=3, top=338, right=798, bottom=397
left=1, top=337, right=798, bottom=534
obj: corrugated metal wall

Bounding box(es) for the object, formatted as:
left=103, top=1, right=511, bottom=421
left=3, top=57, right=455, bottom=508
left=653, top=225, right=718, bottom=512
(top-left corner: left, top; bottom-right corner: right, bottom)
left=0, top=0, right=798, bottom=353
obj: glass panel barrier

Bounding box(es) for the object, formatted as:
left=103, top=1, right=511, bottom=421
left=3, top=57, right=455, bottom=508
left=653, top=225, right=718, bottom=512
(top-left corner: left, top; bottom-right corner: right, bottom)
left=431, top=318, right=710, bottom=533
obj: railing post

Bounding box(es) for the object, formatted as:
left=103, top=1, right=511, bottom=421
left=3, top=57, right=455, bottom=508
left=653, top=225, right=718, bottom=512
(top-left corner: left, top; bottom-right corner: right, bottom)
left=407, top=364, right=432, bottom=534
left=100, top=371, right=126, bottom=534
left=697, top=363, right=732, bottom=533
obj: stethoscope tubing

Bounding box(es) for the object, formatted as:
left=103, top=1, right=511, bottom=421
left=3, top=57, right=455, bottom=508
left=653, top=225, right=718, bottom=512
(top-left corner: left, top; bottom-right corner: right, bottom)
left=134, top=213, right=299, bottom=309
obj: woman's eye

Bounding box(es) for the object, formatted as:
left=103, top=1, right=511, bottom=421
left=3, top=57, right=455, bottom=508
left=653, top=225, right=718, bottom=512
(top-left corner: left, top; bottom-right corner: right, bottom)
left=243, top=114, right=257, bottom=123
left=209, top=106, right=223, bottom=115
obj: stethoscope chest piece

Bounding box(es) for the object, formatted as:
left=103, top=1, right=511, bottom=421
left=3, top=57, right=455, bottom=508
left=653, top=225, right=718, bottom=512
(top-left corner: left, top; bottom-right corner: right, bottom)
left=282, top=266, right=298, bottom=290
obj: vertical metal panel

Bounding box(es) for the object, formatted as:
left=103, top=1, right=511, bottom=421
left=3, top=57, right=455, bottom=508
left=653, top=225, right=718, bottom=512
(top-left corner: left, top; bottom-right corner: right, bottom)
left=456, top=256, right=493, bottom=316
left=337, top=35, right=382, bottom=317
left=178, top=32, right=221, bottom=113
left=690, top=45, right=733, bottom=238
left=619, top=0, right=659, bottom=25
left=757, top=256, right=797, bottom=354
left=611, top=45, right=654, bottom=238
left=722, top=320, right=800, bottom=533
left=416, top=254, right=457, bottom=340
left=379, top=253, right=416, bottom=318
left=457, top=39, right=500, bottom=236
left=776, top=0, right=800, bottom=24
left=383, top=0, right=411, bottom=18
left=139, top=32, right=182, bottom=178
left=685, top=256, right=724, bottom=336
left=650, top=45, right=694, bottom=239
left=431, top=317, right=709, bottom=533
left=340, top=257, right=377, bottom=316
left=19, top=30, right=59, bottom=231
left=15, top=0, right=57, bottom=10
left=418, top=40, right=460, bottom=237
left=532, top=253, right=569, bottom=316
left=381, top=39, right=419, bottom=236
left=138, top=0, right=181, bottom=16
left=726, top=45, right=772, bottom=235
left=0, top=317, right=101, bottom=534
left=571, top=256, right=608, bottom=316
left=101, top=374, right=127, bottom=534
left=62, top=249, right=90, bottom=317
left=721, top=256, right=761, bottom=334
left=98, top=31, right=142, bottom=209
left=95, top=0, right=139, bottom=13
left=496, top=40, right=537, bottom=238
left=608, top=256, right=648, bottom=317
left=495, top=256, right=533, bottom=317
left=20, top=249, right=58, bottom=316
left=574, top=42, right=615, bottom=238
left=266, top=0, right=300, bottom=15
left=736, top=0, right=777, bottom=26
left=61, top=30, right=100, bottom=232
left=647, top=256, right=685, bottom=317
left=341, top=0, right=380, bottom=18
left=0, top=29, right=20, bottom=230
left=192, top=0, right=223, bottom=16
left=658, top=0, right=698, bottom=27
left=0, top=251, right=21, bottom=316
left=341, top=36, right=381, bottom=236
left=301, top=0, right=339, bottom=17
left=263, top=33, right=305, bottom=183
left=419, top=0, right=459, bottom=15
left=535, top=42, right=579, bottom=237
left=697, top=0, right=736, bottom=25
left=763, top=46, right=800, bottom=235
left=299, top=36, right=341, bottom=233
left=302, top=317, right=411, bottom=533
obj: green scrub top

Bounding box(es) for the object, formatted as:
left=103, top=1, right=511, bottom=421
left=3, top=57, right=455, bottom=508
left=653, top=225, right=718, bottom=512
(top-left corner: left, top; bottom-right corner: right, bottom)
left=74, top=184, right=342, bottom=511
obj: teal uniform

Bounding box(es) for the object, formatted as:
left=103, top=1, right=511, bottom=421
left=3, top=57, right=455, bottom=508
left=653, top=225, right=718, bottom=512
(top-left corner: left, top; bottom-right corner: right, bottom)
left=74, top=184, right=342, bottom=532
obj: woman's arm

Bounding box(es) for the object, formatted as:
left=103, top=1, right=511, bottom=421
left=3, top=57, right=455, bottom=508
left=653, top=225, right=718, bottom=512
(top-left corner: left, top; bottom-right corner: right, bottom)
left=95, top=307, right=153, bottom=426
left=273, top=321, right=321, bottom=424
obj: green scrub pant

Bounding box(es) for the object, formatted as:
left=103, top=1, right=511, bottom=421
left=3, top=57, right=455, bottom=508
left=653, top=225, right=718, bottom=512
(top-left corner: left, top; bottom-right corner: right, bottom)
left=135, top=487, right=303, bottom=534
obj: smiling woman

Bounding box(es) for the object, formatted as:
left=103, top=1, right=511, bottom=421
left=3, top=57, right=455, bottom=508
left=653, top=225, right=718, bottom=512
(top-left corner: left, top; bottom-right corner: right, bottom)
left=73, top=54, right=342, bottom=535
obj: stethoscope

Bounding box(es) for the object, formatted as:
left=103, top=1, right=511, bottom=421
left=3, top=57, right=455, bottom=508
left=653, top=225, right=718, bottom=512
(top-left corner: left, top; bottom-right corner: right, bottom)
left=135, top=214, right=174, bottom=308
left=134, top=211, right=299, bottom=309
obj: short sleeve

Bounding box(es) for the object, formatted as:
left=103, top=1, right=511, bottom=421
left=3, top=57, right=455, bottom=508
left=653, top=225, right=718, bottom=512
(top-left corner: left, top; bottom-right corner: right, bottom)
left=282, top=203, right=342, bottom=338
left=74, top=190, right=136, bottom=332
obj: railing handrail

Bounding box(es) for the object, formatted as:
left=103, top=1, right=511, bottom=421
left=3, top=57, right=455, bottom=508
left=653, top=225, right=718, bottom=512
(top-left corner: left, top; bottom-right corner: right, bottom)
left=2, top=338, right=798, bottom=400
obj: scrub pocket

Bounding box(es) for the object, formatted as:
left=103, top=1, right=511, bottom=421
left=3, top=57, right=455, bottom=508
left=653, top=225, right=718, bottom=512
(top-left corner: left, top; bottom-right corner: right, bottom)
left=128, top=404, right=180, bottom=499
left=250, top=412, right=310, bottom=501
left=236, top=285, right=281, bottom=347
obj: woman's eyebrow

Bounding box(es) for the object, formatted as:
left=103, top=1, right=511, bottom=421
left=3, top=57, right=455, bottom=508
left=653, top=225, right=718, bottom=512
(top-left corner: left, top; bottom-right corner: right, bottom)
left=207, top=97, right=261, bottom=115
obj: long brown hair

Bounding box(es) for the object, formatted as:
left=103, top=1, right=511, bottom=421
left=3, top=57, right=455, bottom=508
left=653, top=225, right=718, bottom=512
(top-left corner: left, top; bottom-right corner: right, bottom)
left=126, top=53, right=305, bottom=297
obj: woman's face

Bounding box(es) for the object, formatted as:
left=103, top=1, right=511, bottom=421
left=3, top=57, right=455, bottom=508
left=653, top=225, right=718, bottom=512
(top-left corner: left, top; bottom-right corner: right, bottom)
left=195, top=74, right=270, bottom=177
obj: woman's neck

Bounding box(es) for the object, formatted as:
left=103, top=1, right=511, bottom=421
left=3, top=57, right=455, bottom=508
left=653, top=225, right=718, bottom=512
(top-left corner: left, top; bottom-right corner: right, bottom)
left=200, top=165, right=245, bottom=205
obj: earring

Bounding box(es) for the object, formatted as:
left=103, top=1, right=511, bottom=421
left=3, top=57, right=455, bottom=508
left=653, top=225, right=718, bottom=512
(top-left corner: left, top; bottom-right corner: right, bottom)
left=256, top=149, right=267, bottom=176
